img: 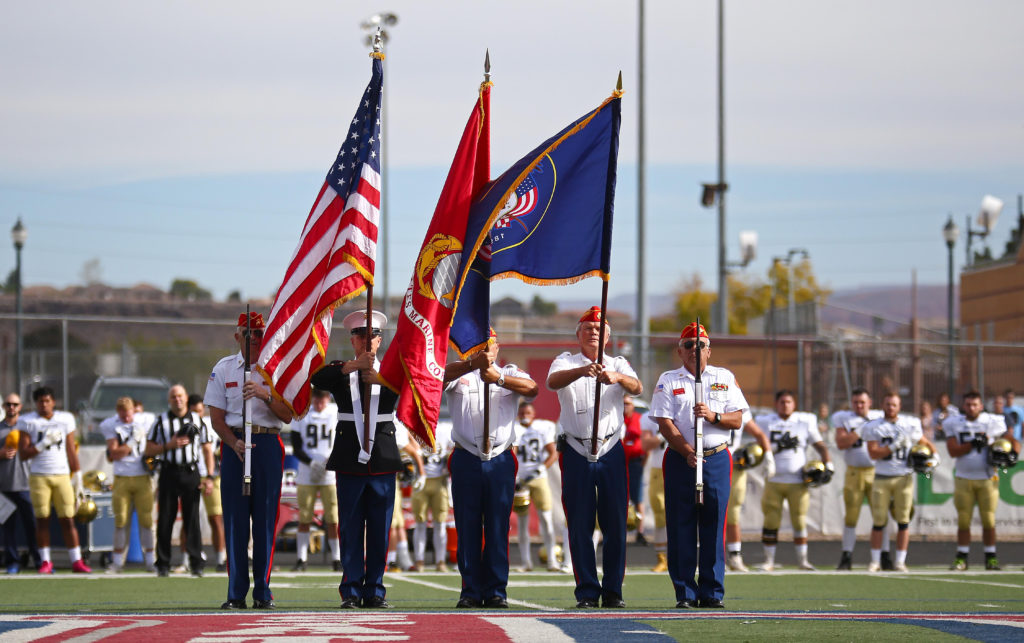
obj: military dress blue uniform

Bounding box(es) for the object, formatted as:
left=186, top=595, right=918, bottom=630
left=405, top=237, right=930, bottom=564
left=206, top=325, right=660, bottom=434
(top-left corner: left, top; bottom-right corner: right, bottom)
left=313, top=359, right=402, bottom=607
left=205, top=350, right=286, bottom=607
left=650, top=326, right=748, bottom=607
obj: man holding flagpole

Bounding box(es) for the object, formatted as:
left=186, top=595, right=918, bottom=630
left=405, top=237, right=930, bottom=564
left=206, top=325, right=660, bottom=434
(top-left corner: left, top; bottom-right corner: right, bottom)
left=547, top=307, right=641, bottom=609
left=650, top=322, right=747, bottom=609
left=443, top=330, right=537, bottom=608
left=313, top=310, right=402, bottom=609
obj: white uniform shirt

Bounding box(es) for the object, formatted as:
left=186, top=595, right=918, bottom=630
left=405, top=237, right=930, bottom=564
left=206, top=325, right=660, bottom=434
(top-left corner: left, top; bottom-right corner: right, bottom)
left=204, top=351, right=288, bottom=430
left=291, top=403, right=338, bottom=486
left=515, top=418, right=557, bottom=481
left=756, top=411, right=822, bottom=484
left=99, top=414, right=150, bottom=477
left=727, top=410, right=755, bottom=452
left=445, top=364, right=532, bottom=459
left=547, top=352, right=637, bottom=459
left=649, top=364, right=749, bottom=451
left=422, top=422, right=454, bottom=479
left=832, top=409, right=884, bottom=468
left=18, top=411, right=76, bottom=476
left=640, top=411, right=667, bottom=470
left=862, top=415, right=923, bottom=477
left=943, top=412, right=1007, bottom=480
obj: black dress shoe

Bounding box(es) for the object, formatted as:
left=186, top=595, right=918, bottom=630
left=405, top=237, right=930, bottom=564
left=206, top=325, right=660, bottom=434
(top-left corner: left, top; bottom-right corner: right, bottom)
left=340, top=597, right=360, bottom=609
left=362, top=596, right=392, bottom=609
left=483, top=596, right=509, bottom=609
left=576, top=599, right=600, bottom=608
left=676, top=599, right=697, bottom=608
left=191, top=568, right=204, bottom=578
left=215, top=563, right=226, bottom=573
left=332, top=560, right=344, bottom=572
left=252, top=599, right=276, bottom=609
left=456, top=597, right=482, bottom=608
left=698, top=598, right=725, bottom=608
left=601, top=595, right=626, bottom=608
left=220, top=600, right=247, bottom=610
left=157, top=567, right=170, bottom=577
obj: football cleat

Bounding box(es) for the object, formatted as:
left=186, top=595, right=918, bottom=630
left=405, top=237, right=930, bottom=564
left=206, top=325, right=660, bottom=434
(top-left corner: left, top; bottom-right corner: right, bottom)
left=880, top=551, right=894, bottom=571
left=985, top=557, right=1001, bottom=571
left=797, top=559, right=816, bottom=571
left=727, top=552, right=749, bottom=572
left=836, top=552, right=852, bottom=570
left=892, top=562, right=908, bottom=572
left=38, top=561, right=54, bottom=575
left=951, top=556, right=968, bottom=571
left=71, top=560, right=92, bottom=573
left=867, top=561, right=881, bottom=573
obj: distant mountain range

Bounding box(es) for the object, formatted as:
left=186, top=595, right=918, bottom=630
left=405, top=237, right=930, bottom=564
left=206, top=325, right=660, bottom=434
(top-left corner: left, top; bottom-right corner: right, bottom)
left=558, top=284, right=957, bottom=335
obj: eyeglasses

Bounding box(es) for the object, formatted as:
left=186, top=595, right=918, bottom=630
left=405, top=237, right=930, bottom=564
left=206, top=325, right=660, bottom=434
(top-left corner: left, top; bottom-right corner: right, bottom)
left=242, top=330, right=264, bottom=340
left=682, top=340, right=708, bottom=350
left=2, top=402, right=19, bottom=407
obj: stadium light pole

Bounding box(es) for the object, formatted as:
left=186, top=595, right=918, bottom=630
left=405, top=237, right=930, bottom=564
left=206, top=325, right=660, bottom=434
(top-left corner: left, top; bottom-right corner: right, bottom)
left=360, top=12, right=398, bottom=323
left=943, top=216, right=959, bottom=399
left=11, top=218, right=27, bottom=397
left=636, top=0, right=650, bottom=388
left=714, top=0, right=727, bottom=335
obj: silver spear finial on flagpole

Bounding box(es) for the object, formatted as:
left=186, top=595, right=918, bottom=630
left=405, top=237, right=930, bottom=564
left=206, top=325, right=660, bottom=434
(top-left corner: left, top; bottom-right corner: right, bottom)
left=484, top=49, right=491, bottom=83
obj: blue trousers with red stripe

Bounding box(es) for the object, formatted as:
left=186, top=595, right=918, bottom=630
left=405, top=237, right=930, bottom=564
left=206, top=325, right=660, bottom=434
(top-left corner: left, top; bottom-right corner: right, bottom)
left=663, top=447, right=732, bottom=602
left=335, top=473, right=395, bottom=601
left=221, top=432, right=283, bottom=603
left=559, top=440, right=628, bottom=602
left=449, top=448, right=516, bottom=601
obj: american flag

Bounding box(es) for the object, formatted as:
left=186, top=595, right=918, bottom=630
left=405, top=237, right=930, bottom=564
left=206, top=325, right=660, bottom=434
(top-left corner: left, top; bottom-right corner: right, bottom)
left=494, top=174, right=537, bottom=228
left=255, top=56, right=383, bottom=416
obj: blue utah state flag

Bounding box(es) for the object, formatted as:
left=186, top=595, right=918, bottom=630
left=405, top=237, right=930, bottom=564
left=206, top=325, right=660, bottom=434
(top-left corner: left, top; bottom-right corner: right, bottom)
left=450, top=90, right=622, bottom=356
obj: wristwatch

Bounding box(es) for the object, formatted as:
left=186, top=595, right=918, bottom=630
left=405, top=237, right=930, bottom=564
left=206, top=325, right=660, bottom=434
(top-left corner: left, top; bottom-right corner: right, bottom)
left=496, top=374, right=506, bottom=388
left=713, top=412, right=721, bottom=425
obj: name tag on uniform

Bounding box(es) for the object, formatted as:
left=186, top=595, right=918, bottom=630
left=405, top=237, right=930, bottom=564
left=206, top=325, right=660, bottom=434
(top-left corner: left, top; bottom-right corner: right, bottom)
left=673, top=387, right=686, bottom=396
left=226, top=382, right=239, bottom=389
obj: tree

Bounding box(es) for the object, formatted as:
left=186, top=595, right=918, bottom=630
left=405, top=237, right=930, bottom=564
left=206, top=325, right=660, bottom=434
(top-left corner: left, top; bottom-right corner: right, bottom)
left=226, top=290, right=242, bottom=303
left=170, top=279, right=212, bottom=301
left=1, top=269, right=16, bottom=294
left=657, top=259, right=831, bottom=335
left=530, top=294, right=557, bottom=316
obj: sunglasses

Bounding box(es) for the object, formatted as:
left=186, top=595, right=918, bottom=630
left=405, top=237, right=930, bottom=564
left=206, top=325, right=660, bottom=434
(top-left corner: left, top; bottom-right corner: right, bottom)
left=682, top=340, right=708, bottom=350
left=242, top=330, right=265, bottom=339
left=2, top=402, right=19, bottom=407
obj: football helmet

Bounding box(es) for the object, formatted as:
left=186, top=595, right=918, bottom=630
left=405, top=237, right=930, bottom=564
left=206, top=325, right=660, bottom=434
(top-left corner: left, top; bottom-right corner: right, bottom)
left=537, top=544, right=564, bottom=565
left=734, top=443, right=765, bottom=470
left=83, top=470, right=108, bottom=492
left=513, top=487, right=531, bottom=515
left=75, top=495, right=99, bottom=524
left=3, top=429, right=19, bottom=449
left=803, top=460, right=832, bottom=487
left=908, top=443, right=940, bottom=477
left=398, top=456, right=417, bottom=488
left=988, top=438, right=1018, bottom=471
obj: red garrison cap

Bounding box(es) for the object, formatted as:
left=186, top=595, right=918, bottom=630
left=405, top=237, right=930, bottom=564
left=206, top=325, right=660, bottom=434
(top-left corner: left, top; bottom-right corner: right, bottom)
left=578, top=306, right=607, bottom=325
left=680, top=322, right=709, bottom=340
left=237, top=312, right=265, bottom=329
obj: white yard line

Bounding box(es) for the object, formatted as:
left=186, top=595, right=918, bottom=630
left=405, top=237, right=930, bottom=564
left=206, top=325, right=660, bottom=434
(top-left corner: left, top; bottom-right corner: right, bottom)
left=389, top=573, right=562, bottom=612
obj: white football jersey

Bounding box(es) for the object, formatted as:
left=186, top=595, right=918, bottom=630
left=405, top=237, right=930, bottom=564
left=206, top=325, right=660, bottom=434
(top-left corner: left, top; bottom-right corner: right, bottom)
left=18, top=411, right=76, bottom=476
left=943, top=412, right=1007, bottom=480
left=99, top=414, right=150, bottom=477
left=515, top=418, right=557, bottom=481
left=422, top=422, right=454, bottom=479
left=756, top=411, right=823, bottom=484
left=832, top=409, right=884, bottom=468
left=862, top=415, right=923, bottom=477
left=292, top=403, right=338, bottom=486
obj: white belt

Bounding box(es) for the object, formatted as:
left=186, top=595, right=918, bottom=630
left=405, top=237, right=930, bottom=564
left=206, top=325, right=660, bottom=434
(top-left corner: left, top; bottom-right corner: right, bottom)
left=338, top=413, right=394, bottom=421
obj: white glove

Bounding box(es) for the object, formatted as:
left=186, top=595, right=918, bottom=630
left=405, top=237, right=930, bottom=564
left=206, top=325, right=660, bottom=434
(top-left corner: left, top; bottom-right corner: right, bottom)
left=413, top=474, right=426, bottom=492
left=131, top=424, right=147, bottom=445
left=763, top=450, right=776, bottom=480
left=71, top=470, right=84, bottom=496
left=310, top=456, right=327, bottom=479
left=894, top=434, right=913, bottom=452
left=40, top=428, right=62, bottom=449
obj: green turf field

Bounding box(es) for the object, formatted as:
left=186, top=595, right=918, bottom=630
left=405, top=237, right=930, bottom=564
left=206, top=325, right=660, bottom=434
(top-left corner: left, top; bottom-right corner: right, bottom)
left=3, top=569, right=1022, bottom=614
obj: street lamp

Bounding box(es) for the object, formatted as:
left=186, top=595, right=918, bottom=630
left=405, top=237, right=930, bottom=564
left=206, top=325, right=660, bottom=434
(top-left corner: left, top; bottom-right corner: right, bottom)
left=360, top=12, right=398, bottom=323
left=11, top=218, right=27, bottom=396
left=943, top=215, right=959, bottom=399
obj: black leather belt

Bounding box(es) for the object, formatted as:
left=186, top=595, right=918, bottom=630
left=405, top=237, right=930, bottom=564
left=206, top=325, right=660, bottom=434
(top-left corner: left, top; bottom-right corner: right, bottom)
left=231, top=424, right=280, bottom=435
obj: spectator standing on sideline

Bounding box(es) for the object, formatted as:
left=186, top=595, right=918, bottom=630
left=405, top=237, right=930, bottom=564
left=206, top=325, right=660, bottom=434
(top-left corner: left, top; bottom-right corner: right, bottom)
left=1, top=393, right=40, bottom=574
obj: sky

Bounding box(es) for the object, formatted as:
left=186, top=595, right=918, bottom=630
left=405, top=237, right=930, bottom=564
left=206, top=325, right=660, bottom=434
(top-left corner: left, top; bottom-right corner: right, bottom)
left=1, top=0, right=1022, bottom=316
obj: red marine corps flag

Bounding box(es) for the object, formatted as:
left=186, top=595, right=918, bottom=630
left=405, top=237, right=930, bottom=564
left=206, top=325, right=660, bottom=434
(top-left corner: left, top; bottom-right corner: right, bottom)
left=255, top=51, right=384, bottom=417
left=378, top=69, right=492, bottom=447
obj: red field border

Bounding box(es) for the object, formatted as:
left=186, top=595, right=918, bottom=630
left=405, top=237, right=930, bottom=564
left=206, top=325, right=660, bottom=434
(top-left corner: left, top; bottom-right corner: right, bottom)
left=1, top=611, right=1022, bottom=642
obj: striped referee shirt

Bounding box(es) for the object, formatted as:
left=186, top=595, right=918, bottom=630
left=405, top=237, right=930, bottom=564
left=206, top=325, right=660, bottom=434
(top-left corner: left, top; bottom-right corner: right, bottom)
left=148, top=410, right=211, bottom=476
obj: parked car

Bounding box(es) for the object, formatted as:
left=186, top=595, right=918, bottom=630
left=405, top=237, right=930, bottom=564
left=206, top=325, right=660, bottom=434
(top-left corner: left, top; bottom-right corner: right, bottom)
left=78, top=376, right=171, bottom=444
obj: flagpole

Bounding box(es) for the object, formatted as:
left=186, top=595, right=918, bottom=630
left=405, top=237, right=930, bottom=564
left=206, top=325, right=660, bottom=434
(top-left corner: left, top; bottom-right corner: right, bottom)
left=589, top=280, right=610, bottom=462
left=481, top=50, right=493, bottom=458
left=362, top=30, right=385, bottom=452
